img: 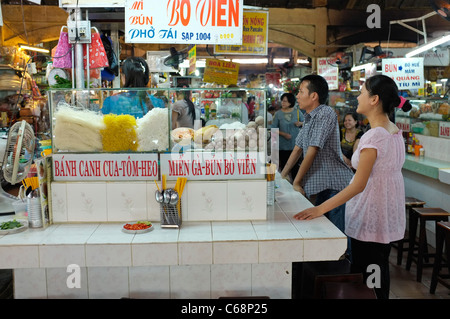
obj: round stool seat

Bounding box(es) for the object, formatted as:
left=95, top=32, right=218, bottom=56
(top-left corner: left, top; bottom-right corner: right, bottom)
left=405, top=197, right=426, bottom=206
left=413, top=207, right=450, bottom=217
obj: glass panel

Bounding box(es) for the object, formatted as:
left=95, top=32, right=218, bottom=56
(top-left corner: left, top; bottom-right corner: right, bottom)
left=49, top=87, right=267, bottom=154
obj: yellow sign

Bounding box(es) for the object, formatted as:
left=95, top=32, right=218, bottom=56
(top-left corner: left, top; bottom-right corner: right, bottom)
left=188, top=45, right=196, bottom=75
left=214, top=11, right=268, bottom=55
left=203, top=58, right=240, bottom=85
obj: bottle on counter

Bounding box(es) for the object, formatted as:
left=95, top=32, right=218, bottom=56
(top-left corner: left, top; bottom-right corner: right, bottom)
left=407, top=132, right=414, bottom=154
left=210, top=102, right=217, bottom=119
left=204, top=102, right=210, bottom=121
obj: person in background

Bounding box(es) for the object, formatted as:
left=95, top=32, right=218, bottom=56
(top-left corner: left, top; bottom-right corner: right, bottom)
left=267, top=106, right=276, bottom=125
left=271, top=92, right=303, bottom=180
left=171, top=86, right=196, bottom=129
left=294, top=74, right=412, bottom=299
left=101, top=57, right=156, bottom=118
left=233, top=88, right=249, bottom=124
left=340, top=111, right=363, bottom=169
left=245, top=96, right=256, bottom=121
left=281, top=75, right=354, bottom=240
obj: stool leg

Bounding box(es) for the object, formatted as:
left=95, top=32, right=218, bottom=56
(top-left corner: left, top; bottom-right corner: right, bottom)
left=416, top=217, right=427, bottom=282
left=430, top=226, right=444, bottom=294
left=406, top=213, right=418, bottom=271
left=397, top=238, right=404, bottom=265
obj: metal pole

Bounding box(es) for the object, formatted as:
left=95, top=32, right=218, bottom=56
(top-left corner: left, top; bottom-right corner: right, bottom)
left=75, top=8, right=85, bottom=89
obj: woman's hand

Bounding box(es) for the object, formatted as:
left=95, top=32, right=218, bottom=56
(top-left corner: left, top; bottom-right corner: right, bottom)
left=294, top=206, right=325, bottom=220
left=280, top=132, right=291, bottom=140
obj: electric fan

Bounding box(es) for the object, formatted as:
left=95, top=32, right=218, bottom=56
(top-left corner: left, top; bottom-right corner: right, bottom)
left=2, top=120, right=35, bottom=185
left=163, top=47, right=189, bottom=70
left=429, top=0, right=450, bottom=21
left=359, top=45, right=393, bottom=64
left=326, top=51, right=353, bottom=69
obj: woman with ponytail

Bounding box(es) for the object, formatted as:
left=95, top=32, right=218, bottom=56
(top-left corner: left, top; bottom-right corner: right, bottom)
left=294, top=74, right=411, bottom=299
left=171, top=85, right=197, bottom=129
left=102, top=57, right=162, bottom=118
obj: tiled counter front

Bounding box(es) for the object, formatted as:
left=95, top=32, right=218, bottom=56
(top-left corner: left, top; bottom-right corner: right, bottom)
left=0, top=177, right=347, bottom=299
left=51, top=179, right=267, bottom=222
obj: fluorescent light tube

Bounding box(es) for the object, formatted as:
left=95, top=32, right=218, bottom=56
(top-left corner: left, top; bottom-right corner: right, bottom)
left=405, top=34, right=450, bottom=58
left=351, top=63, right=375, bottom=72
left=19, top=44, right=49, bottom=53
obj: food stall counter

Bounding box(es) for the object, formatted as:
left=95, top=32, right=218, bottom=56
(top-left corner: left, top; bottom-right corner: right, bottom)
left=0, top=175, right=346, bottom=299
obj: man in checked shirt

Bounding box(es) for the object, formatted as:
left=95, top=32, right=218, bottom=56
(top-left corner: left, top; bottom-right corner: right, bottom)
left=281, top=74, right=354, bottom=239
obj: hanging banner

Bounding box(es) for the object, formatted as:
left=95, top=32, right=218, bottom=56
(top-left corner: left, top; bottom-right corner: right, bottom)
left=417, top=48, right=449, bottom=66
left=265, top=72, right=281, bottom=87
left=188, top=45, right=196, bottom=75
left=214, top=10, right=268, bottom=55
left=125, top=0, right=243, bottom=44
left=203, top=58, right=240, bottom=85
left=382, top=57, right=424, bottom=90
left=317, top=58, right=338, bottom=90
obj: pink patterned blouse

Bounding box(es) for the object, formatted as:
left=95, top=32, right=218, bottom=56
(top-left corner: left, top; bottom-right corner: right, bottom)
left=345, top=127, right=406, bottom=244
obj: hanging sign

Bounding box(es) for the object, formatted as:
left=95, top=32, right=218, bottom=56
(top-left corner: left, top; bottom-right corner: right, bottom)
left=125, top=0, right=243, bottom=44
left=203, top=58, right=240, bottom=85
left=317, top=58, right=338, bottom=90
left=417, top=48, right=449, bottom=66
left=214, top=10, right=268, bottom=55
left=160, top=151, right=266, bottom=180
left=52, top=153, right=159, bottom=181
left=188, top=45, right=196, bottom=75
left=265, top=72, right=281, bottom=87
left=439, top=121, right=450, bottom=139
left=382, top=58, right=424, bottom=90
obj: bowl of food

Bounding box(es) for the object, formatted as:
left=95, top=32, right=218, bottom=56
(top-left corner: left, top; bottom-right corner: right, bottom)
left=0, top=219, right=28, bottom=235
left=171, top=127, right=194, bottom=145
left=122, top=221, right=153, bottom=234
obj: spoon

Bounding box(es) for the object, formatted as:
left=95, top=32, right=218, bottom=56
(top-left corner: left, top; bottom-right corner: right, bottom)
left=169, top=190, right=179, bottom=205
left=163, top=189, right=172, bottom=204
left=155, top=190, right=163, bottom=203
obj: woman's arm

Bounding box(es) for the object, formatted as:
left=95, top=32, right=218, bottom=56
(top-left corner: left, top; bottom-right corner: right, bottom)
left=293, top=147, right=377, bottom=220
left=171, top=111, right=179, bottom=130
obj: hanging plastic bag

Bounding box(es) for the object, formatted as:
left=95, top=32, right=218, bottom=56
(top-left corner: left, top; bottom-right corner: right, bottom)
left=83, top=27, right=109, bottom=69
left=53, top=26, right=72, bottom=69
left=101, top=34, right=119, bottom=76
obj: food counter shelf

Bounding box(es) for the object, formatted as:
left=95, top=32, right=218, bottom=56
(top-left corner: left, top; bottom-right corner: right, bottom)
left=0, top=175, right=346, bottom=299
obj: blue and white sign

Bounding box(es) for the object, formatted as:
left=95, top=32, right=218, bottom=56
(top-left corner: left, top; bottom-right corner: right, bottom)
left=382, top=57, right=424, bottom=90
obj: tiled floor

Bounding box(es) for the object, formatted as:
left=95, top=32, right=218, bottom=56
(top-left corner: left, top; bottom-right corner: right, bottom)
left=389, top=246, right=450, bottom=299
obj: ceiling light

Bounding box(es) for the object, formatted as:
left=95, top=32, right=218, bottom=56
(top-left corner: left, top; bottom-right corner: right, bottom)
left=405, top=34, right=450, bottom=58
left=351, top=63, right=375, bottom=72
left=19, top=44, right=50, bottom=54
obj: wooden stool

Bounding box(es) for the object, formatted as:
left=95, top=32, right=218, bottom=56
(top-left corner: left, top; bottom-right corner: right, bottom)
left=430, top=221, right=450, bottom=294
left=406, top=207, right=450, bottom=282
left=392, top=197, right=426, bottom=265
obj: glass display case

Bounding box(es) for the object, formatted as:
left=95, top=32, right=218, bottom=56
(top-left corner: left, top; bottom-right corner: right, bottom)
left=395, top=98, right=450, bottom=137
left=48, top=87, right=267, bottom=154
left=47, top=87, right=270, bottom=224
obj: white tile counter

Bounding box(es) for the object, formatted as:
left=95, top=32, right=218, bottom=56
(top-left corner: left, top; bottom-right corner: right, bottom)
left=0, top=176, right=346, bottom=299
